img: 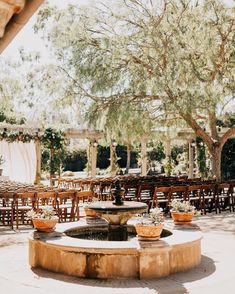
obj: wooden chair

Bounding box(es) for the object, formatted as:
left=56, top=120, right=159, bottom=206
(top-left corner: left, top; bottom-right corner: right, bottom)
left=75, top=190, right=95, bottom=219
left=35, top=191, right=58, bottom=213
left=216, top=183, right=233, bottom=213
left=200, top=183, right=217, bottom=214
left=80, top=179, right=92, bottom=191
left=0, top=192, right=15, bottom=229
left=230, top=183, right=235, bottom=212
left=151, top=186, right=172, bottom=213
left=186, top=185, right=203, bottom=214
left=170, top=185, right=188, bottom=202
left=56, top=191, right=77, bottom=222
left=15, top=191, right=36, bottom=229
left=123, top=183, right=138, bottom=201
left=98, top=181, right=112, bottom=201
left=136, top=183, right=154, bottom=211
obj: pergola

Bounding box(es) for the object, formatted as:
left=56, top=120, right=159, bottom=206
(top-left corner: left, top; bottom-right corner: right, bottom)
left=0, top=123, right=103, bottom=183
left=65, top=128, right=103, bottom=178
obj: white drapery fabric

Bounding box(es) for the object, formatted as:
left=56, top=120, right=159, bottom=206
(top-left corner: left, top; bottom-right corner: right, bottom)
left=0, top=140, right=36, bottom=183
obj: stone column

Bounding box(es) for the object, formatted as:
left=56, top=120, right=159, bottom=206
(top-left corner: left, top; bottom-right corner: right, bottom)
left=164, top=139, right=171, bottom=158
left=90, top=143, right=97, bottom=178
left=164, top=139, right=172, bottom=176
left=188, top=141, right=194, bottom=179
left=110, top=142, right=117, bottom=177
left=34, top=140, right=41, bottom=185
left=140, top=138, right=147, bottom=176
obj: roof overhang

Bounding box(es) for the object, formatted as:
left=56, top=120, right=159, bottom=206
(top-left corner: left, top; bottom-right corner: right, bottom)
left=0, top=0, right=44, bottom=54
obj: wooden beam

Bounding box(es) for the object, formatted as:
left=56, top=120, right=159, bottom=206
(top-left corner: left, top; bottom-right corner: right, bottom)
left=0, top=0, right=44, bottom=54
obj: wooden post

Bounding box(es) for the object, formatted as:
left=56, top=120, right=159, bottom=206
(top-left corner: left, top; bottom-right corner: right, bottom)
left=34, top=140, right=41, bottom=185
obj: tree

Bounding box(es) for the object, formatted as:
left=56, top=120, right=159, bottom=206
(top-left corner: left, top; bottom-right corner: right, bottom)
left=35, top=0, right=235, bottom=180
left=0, top=58, right=27, bottom=122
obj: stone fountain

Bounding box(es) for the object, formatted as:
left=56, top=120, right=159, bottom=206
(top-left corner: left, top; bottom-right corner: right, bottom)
left=28, top=179, right=202, bottom=279
left=88, top=180, right=147, bottom=240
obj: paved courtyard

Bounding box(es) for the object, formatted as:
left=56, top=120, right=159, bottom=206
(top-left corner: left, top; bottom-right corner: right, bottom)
left=1, top=212, right=235, bottom=294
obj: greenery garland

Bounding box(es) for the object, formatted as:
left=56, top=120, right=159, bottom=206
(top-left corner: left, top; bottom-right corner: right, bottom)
left=0, top=127, right=65, bottom=145
left=0, top=129, right=39, bottom=143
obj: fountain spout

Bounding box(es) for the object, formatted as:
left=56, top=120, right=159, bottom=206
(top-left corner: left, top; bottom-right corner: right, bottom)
left=112, top=179, right=124, bottom=206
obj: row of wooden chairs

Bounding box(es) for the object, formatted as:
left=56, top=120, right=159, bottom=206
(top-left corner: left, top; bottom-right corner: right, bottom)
left=57, top=177, right=235, bottom=216
left=56, top=175, right=213, bottom=200
left=0, top=190, right=94, bottom=229
left=146, top=183, right=234, bottom=215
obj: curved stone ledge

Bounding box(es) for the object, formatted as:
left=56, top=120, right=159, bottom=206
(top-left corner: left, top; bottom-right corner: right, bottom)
left=29, top=221, right=202, bottom=279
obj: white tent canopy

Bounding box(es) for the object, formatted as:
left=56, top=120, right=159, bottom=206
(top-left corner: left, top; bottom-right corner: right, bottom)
left=0, top=140, right=36, bottom=183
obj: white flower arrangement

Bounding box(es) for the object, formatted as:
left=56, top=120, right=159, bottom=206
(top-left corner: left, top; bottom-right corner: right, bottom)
left=136, top=207, right=164, bottom=226
left=26, top=207, right=58, bottom=220
left=170, top=199, right=195, bottom=212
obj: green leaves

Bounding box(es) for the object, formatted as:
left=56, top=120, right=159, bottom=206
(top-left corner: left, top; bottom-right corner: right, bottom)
left=41, top=127, right=66, bottom=149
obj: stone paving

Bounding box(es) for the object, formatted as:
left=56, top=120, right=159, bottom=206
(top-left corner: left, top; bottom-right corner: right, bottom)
left=1, top=212, right=235, bottom=294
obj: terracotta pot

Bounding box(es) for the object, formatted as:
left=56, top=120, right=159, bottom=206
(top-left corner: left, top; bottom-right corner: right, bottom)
left=135, top=224, right=164, bottom=241
left=171, top=211, right=194, bottom=225
left=32, top=218, right=58, bottom=232
left=84, top=207, right=98, bottom=218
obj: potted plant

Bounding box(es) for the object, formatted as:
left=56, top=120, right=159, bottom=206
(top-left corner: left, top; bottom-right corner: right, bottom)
left=26, top=207, right=59, bottom=232
left=135, top=207, right=164, bottom=241
left=0, top=155, right=5, bottom=176
left=84, top=201, right=99, bottom=218
left=170, top=199, right=195, bottom=224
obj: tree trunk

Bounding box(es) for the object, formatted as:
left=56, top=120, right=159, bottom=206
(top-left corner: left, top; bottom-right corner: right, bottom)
left=125, top=143, right=131, bottom=174
left=210, top=145, right=222, bottom=181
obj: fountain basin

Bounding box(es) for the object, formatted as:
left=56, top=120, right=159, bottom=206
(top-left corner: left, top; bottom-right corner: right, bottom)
left=29, top=221, right=202, bottom=279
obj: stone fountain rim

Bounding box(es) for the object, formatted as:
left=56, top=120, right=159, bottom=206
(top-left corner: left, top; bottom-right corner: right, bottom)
left=29, top=220, right=202, bottom=251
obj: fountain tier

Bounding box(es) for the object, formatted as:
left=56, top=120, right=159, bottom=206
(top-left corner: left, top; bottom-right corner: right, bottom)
left=89, top=201, right=147, bottom=225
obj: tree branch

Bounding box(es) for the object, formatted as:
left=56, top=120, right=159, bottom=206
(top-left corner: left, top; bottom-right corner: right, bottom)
left=220, top=127, right=235, bottom=149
